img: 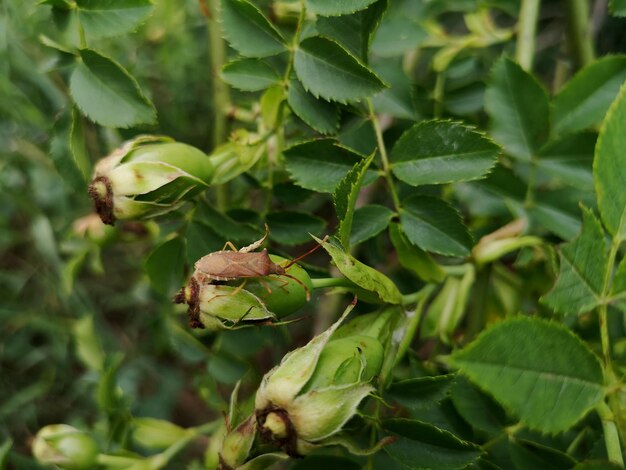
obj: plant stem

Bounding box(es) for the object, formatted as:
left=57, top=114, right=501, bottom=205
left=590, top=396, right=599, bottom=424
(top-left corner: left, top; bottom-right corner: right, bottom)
left=367, top=99, right=401, bottom=212
left=310, top=277, right=356, bottom=290
left=394, top=285, right=435, bottom=368
left=597, top=235, right=624, bottom=465
left=206, top=0, right=230, bottom=148
left=565, top=0, right=595, bottom=69
left=516, top=0, right=540, bottom=71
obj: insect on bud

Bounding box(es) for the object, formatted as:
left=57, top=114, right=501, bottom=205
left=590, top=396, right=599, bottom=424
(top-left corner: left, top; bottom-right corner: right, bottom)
left=254, top=301, right=383, bottom=456
left=88, top=136, right=214, bottom=225
left=32, top=424, right=100, bottom=470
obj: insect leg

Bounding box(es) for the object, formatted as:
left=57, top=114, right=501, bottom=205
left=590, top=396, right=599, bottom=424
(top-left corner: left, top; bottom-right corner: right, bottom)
left=240, top=223, right=269, bottom=253
left=221, top=241, right=239, bottom=251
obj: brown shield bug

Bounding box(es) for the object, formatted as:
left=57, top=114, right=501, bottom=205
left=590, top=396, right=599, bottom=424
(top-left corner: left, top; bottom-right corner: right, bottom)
left=174, top=225, right=325, bottom=328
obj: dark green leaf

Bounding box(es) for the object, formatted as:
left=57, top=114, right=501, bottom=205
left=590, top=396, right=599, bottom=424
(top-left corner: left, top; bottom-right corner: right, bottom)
left=530, top=187, right=591, bottom=240
left=50, top=114, right=88, bottom=191
left=383, top=419, right=482, bottom=470
left=574, top=461, right=623, bottom=469
left=221, top=0, right=286, bottom=57
left=400, top=195, right=473, bottom=257
left=371, top=58, right=420, bottom=120
left=307, top=0, right=378, bottom=16
left=611, top=255, right=626, bottom=297
left=70, top=49, right=156, bottom=127
left=450, top=377, right=507, bottom=435
left=389, top=223, right=445, bottom=282
left=292, top=455, right=361, bottom=469
left=552, top=56, right=626, bottom=136
left=76, top=0, right=154, bottom=41
left=371, top=12, right=426, bottom=57
left=184, top=221, right=224, bottom=266
left=485, top=57, right=549, bottom=160
left=221, top=59, right=280, bottom=91
left=334, top=153, right=376, bottom=249
left=387, top=375, right=455, bottom=411
left=69, top=107, right=91, bottom=183
left=294, top=36, right=387, bottom=103
left=287, top=79, right=339, bottom=134
left=313, top=235, right=402, bottom=304
left=610, top=0, right=626, bottom=16
left=266, top=211, right=326, bottom=245
left=450, top=316, right=605, bottom=433
left=390, top=120, right=500, bottom=186
left=509, top=439, right=577, bottom=470
left=594, top=83, right=626, bottom=238
left=195, top=203, right=261, bottom=244
left=350, top=204, right=394, bottom=245
left=284, top=139, right=378, bottom=192
left=542, top=207, right=608, bottom=315
left=145, top=236, right=186, bottom=296
left=316, top=0, right=388, bottom=62
left=537, top=132, right=596, bottom=189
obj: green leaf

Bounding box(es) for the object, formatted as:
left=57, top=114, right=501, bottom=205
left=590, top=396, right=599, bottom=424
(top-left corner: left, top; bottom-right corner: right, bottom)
left=184, top=221, right=224, bottom=266
left=450, top=316, right=605, bottom=434
left=294, top=36, right=387, bottom=103
left=316, top=0, right=388, bottom=62
left=509, top=439, right=577, bottom=470
left=383, top=419, right=482, bottom=470
left=611, top=256, right=626, bottom=296
left=594, top=83, right=626, bottom=238
left=313, top=235, right=402, bottom=304
left=70, top=107, right=91, bottom=182
left=287, top=79, right=339, bottom=134
left=371, top=59, right=420, bottom=120
left=387, top=375, right=455, bottom=411
left=76, top=0, right=154, bottom=41
left=552, top=55, right=626, bottom=136
left=284, top=139, right=378, bottom=192
left=145, top=236, right=186, bottom=296
left=485, top=57, right=549, bottom=160
left=50, top=114, right=88, bottom=191
left=389, top=223, right=445, bottom=282
left=307, top=0, right=378, bottom=16
left=0, top=439, right=12, bottom=470
left=390, top=120, right=500, bottom=186
left=70, top=49, right=156, bottom=127
left=221, top=59, right=280, bottom=91
left=400, top=195, right=473, bottom=257
left=450, top=377, right=507, bottom=435
left=350, top=204, right=395, bottom=245
left=610, top=0, right=626, bottom=16
left=334, top=153, right=376, bottom=249
left=537, top=132, right=596, bottom=190
left=220, top=0, right=286, bottom=57
left=371, top=12, right=426, bottom=57
left=266, top=211, right=326, bottom=245
left=542, top=207, right=608, bottom=315
left=291, top=455, right=361, bottom=469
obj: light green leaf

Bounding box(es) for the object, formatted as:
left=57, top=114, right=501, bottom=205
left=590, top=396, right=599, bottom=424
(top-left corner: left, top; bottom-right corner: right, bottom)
left=383, top=419, right=482, bottom=470
left=221, top=59, right=280, bottom=91
left=316, top=0, right=388, bottom=62
left=552, top=55, right=626, bottom=136
left=350, top=204, right=395, bottom=245
left=537, top=132, right=596, bottom=190
left=76, top=0, right=154, bottom=41
left=542, top=207, right=607, bottom=315
left=594, top=83, right=626, bottom=238
left=307, top=0, right=378, bottom=16
left=485, top=57, right=549, bottom=160
left=287, top=79, right=339, bottom=134
left=313, top=235, right=402, bottom=304
left=450, top=316, right=605, bottom=434
left=390, top=120, right=500, bottom=186
left=266, top=211, right=326, bottom=245
left=284, top=139, right=378, bottom=192
left=400, top=195, right=473, bottom=257
left=70, top=49, right=156, bottom=127
left=221, top=0, right=286, bottom=57
left=334, top=153, right=376, bottom=249
left=389, top=223, right=445, bottom=282
left=294, top=36, right=387, bottom=103
left=371, top=12, right=426, bottom=57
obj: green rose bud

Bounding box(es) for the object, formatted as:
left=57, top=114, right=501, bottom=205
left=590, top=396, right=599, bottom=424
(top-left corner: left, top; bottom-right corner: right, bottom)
left=32, top=424, right=99, bottom=470
left=254, top=301, right=383, bottom=456
left=88, top=136, right=213, bottom=225
left=132, top=418, right=189, bottom=450
left=218, top=414, right=257, bottom=470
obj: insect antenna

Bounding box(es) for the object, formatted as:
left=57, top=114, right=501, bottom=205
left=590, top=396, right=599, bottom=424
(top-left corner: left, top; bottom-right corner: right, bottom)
left=282, top=235, right=329, bottom=270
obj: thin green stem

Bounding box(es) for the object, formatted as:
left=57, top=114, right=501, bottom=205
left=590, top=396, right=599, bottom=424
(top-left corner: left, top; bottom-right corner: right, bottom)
left=516, top=0, right=540, bottom=71
left=565, top=0, right=595, bottom=69
left=433, top=72, right=445, bottom=118
left=310, top=277, right=356, bottom=290
left=394, top=285, right=435, bottom=368
left=207, top=0, right=230, bottom=148
left=597, top=401, right=624, bottom=466
left=367, top=99, right=401, bottom=212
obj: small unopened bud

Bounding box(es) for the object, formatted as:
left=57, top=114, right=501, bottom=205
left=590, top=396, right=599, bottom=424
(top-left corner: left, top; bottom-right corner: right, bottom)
left=132, top=418, right=188, bottom=450
left=218, top=415, right=257, bottom=470
left=88, top=136, right=213, bottom=225
left=32, top=424, right=99, bottom=470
